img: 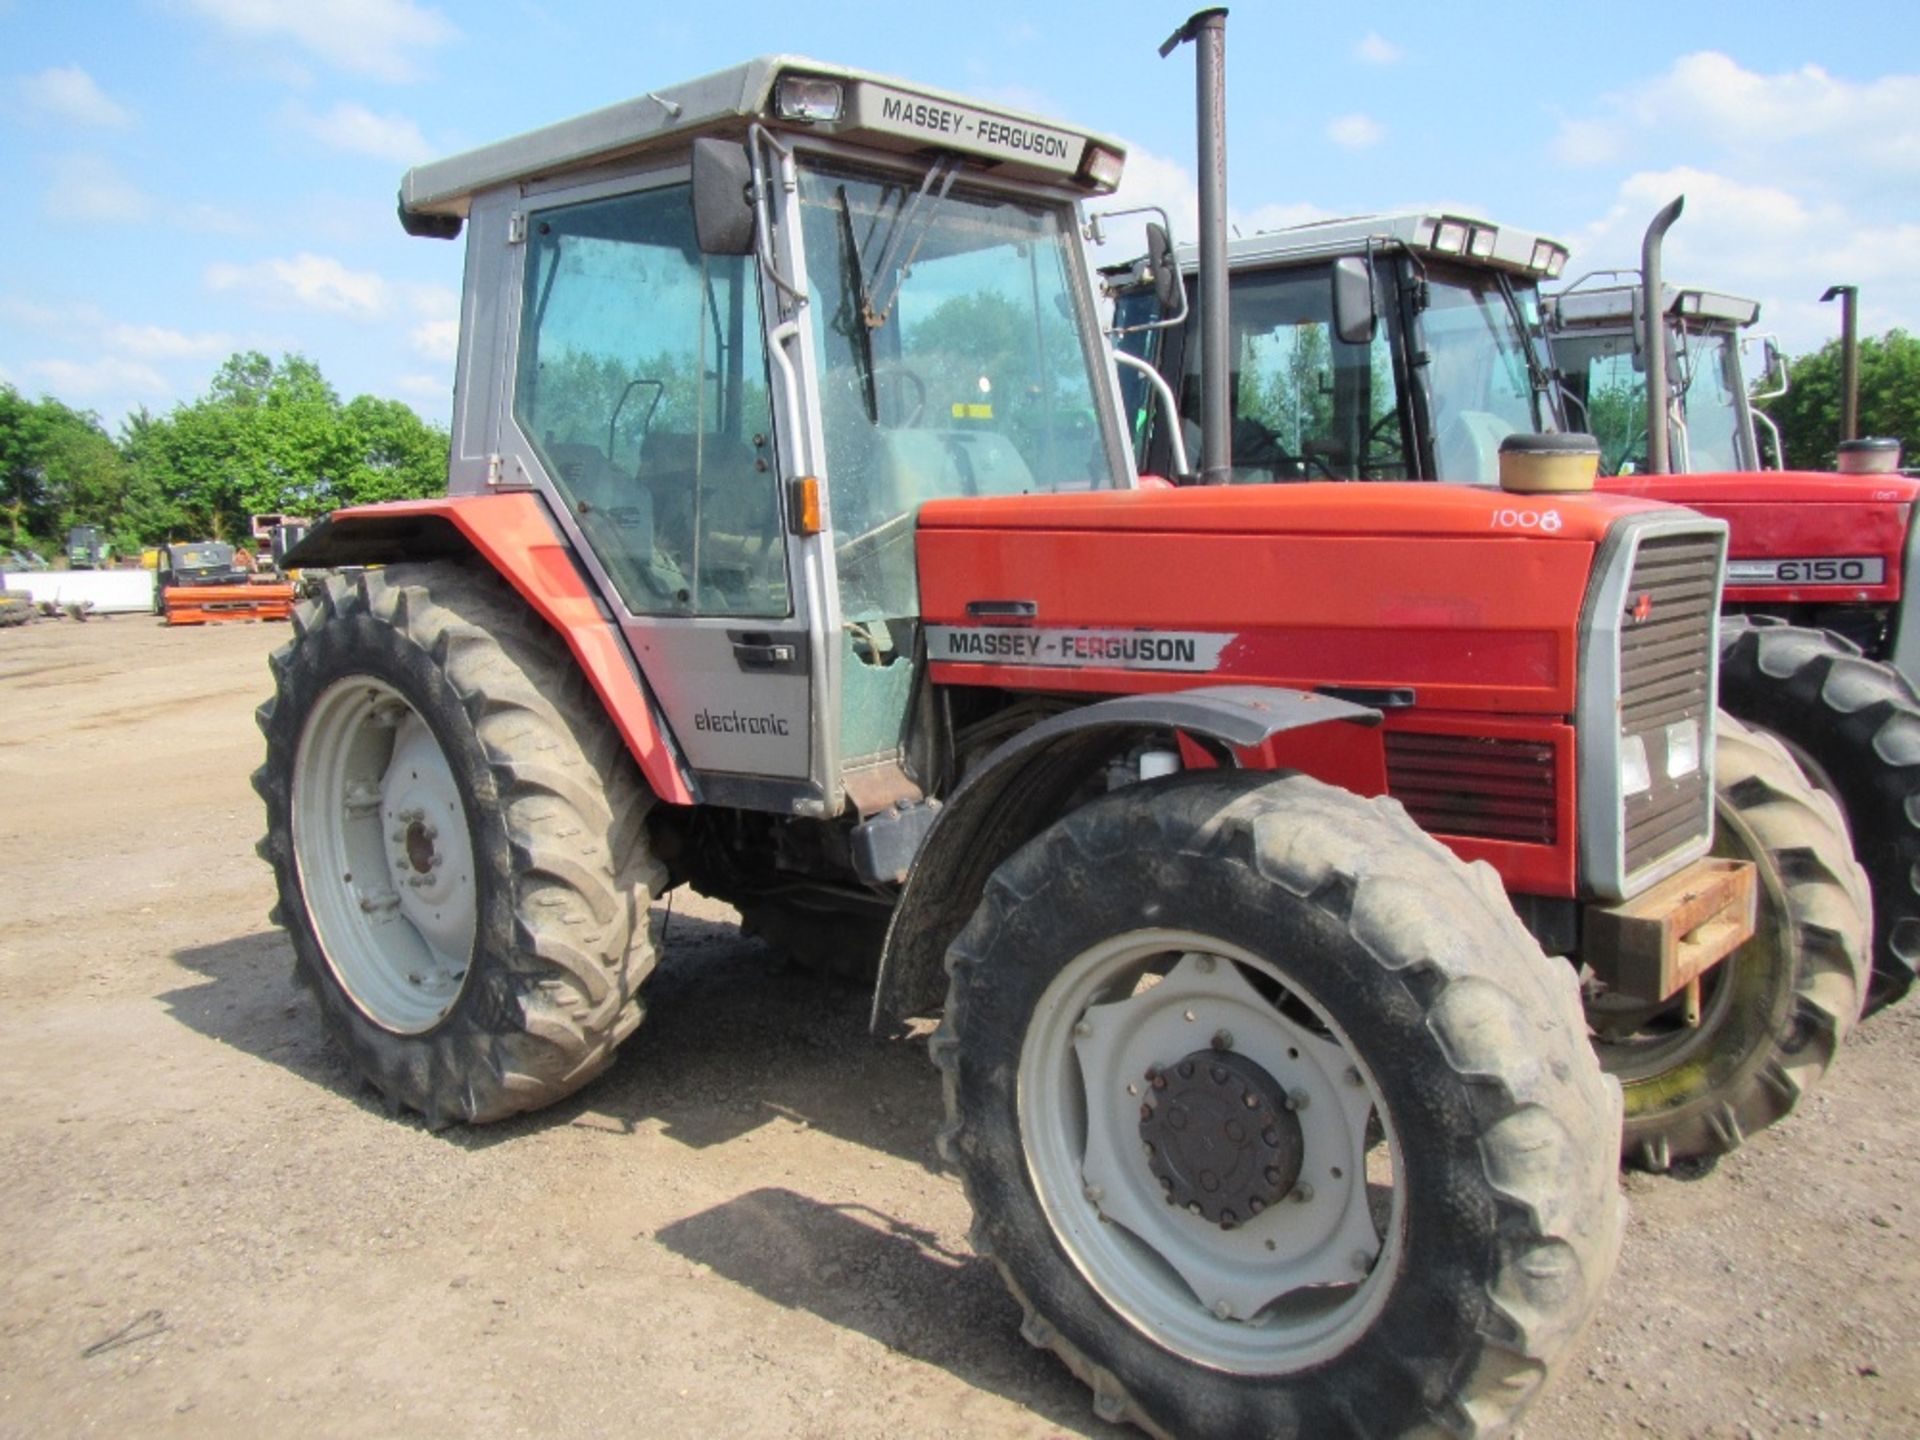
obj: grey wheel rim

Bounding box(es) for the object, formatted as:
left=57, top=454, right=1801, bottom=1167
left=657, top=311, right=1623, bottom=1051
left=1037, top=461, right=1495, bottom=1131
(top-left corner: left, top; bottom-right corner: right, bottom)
left=292, top=677, right=477, bottom=1034
left=1017, top=928, right=1403, bottom=1375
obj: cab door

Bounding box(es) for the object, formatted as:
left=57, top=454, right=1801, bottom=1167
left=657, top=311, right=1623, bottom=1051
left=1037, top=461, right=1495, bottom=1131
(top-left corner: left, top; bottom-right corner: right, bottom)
left=481, top=168, right=825, bottom=809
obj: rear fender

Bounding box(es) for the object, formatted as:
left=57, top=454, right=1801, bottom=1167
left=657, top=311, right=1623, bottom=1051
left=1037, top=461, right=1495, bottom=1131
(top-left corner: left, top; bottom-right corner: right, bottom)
left=287, top=495, right=695, bottom=805
left=868, top=685, right=1379, bottom=1032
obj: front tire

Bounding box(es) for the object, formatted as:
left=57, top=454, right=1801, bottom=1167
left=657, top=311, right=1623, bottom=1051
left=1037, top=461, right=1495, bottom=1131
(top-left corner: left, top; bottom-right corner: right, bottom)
left=936, top=771, right=1623, bottom=1439
left=1718, top=617, right=1919, bottom=1013
left=1591, top=711, right=1872, bottom=1171
left=255, top=562, right=664, bottom=1125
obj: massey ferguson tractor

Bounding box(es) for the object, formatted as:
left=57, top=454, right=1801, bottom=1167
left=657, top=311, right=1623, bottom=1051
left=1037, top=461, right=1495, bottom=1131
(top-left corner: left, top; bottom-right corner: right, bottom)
left=1115, top=203, right=1912, bottom=1024
left=256, top=36, right=1863, bottom=1438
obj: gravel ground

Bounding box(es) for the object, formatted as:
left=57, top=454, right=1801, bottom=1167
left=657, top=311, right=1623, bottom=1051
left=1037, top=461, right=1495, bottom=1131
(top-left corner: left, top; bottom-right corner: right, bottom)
left=0, top=613, right=1915, bottom=1438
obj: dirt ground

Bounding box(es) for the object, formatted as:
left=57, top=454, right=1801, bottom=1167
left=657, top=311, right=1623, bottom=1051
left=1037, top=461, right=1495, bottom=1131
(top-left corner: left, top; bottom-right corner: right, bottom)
left=0, top=613, right=1916, bottom=1440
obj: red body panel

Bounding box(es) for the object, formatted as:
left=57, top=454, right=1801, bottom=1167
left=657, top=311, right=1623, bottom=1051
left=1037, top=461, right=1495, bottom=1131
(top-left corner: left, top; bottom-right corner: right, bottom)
left=1599, top=471, right=1916, bottom=605
left=917, top=484, right=1646, bottom=714
left=918, top=483, right=1639, bottom=897
left=324, top=494, right=694, bottom=806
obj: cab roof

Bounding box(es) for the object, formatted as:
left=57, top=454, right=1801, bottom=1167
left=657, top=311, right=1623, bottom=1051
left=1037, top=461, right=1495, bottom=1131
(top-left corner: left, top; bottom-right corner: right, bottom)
left=1546, top=282, right=1761, bottom=330
left=1162, top=211, right=1571, bottom=282
left=399, top=54, right=1126, bottom=226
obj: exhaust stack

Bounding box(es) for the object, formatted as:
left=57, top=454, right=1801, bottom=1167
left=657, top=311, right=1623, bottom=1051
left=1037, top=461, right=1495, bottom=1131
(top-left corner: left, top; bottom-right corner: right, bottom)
left=1640, top=195, right=1684, bottom=475
left=1162, top=8, right=1231, bottom=484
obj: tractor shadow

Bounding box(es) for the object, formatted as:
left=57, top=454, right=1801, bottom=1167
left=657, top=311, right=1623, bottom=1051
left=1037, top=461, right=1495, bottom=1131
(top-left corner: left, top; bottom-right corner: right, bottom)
left=654, top=1186, right=1126, bottom=1439
left=161, top=930, right=365, bottom=1099
left=161, top=902, right=946, bottom=1168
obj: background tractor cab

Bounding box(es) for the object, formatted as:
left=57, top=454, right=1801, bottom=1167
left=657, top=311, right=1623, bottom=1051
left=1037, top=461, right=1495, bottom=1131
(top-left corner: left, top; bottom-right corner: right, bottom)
left=1109, top=211, right=1569, bottom=486
left=1546, top=280, right=1788, bottom=476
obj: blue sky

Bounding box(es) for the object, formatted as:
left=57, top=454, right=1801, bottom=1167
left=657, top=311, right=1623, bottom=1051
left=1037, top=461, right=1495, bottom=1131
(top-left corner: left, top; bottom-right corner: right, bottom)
left=3, top=1, right=1915, bottom=434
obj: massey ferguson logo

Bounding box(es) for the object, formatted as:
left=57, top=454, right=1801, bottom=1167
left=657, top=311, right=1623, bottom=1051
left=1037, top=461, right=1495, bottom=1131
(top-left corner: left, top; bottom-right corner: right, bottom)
left=1626, top=592, right=1654, bottom=626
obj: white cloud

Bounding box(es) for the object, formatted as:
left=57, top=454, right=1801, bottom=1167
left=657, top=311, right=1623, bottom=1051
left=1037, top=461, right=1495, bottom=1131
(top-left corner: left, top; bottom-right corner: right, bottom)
left=18, top=66, right=131, bottom=127
left=1551, top=118, right=1621, bottom=168
left=105, top=324, right=236, bottom=361
left=205, top=252, right=391, bottom=319
left=1354, top=32, right=1402, bottom=66
left=41, top=154, right=152, bottom=223
left=408, top=320, right=458, bottom=361
left=289, top=100, right=431, bottom=164
left=1570, top=166, right=1920, bottom=352
left=1326, top=114, right=1384, bottom=149
left=26, top=356, right=171, bottom=399
left=1555, top=52, right=1920, bottom=179
left=182, top=0, right=455, bottom=82
left=394, top=372, right=447, bottom=399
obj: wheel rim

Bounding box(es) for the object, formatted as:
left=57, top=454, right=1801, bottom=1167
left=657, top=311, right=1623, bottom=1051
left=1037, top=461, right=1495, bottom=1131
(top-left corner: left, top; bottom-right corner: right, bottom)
left=292, top=677, right=478, bottom=1034
left=1017, top=928, right=1402, bottom=1375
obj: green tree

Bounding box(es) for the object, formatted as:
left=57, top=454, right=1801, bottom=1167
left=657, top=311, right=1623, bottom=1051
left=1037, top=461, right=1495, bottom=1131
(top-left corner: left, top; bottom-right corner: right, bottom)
left=1756, top=329, right=1920, bottom=470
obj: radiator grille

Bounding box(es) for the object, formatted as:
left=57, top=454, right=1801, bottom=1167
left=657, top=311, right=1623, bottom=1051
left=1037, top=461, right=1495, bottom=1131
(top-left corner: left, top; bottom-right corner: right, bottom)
left=1385, top=733, right=1556, bottom=845
left=1619, top=533, right=1721, bottom=879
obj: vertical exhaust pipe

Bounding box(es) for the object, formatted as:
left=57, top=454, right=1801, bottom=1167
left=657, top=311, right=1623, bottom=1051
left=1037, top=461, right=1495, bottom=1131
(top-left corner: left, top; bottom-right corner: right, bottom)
left=1822, top=284, right=1860, bottom=444
left=1640, top=195, right=1683, bottom=475
left=1161, top=8, right=1231, bottom=484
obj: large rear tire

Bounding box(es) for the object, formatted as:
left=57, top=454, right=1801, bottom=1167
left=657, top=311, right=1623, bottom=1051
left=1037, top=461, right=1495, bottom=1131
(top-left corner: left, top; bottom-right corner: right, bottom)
left=255, top=562, right=663, bottom=1125
left=1718, top=617, right=1919, bottom=1013
left=936, top=770, right=1623, bottom=1439
left=1590, top=711, right=1871, bottom=1171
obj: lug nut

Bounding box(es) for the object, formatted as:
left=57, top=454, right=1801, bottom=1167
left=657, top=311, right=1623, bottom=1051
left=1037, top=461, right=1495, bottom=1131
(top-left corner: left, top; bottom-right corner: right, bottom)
left=1211, top=1028, right=1234, bottom=1051
left=1287, top=1088, right=1310, bottom=1112
left=1291, top=1183, right=1314, bottom=1204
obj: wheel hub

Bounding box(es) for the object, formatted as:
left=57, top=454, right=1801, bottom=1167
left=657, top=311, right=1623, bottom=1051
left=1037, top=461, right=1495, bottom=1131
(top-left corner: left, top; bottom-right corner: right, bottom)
left=1140, top=1049, right=1303, bottom=1228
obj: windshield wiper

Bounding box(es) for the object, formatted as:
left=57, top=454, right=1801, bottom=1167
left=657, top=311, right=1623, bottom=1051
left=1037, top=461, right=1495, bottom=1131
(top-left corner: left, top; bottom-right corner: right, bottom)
left=860, top=156, right=961, bottom=329
left=1494, top=271, right=1560, bottom=428
left=834, top=184, right=881, bottom=420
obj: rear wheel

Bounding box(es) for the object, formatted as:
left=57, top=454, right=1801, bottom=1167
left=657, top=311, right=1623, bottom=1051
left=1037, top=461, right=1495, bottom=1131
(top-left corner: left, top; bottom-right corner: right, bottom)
left=937, top=771, right=1622, bottom=1439
left=1590, top=712, right=1871, bottom=1171
left=1719, top=617, right=1919, bottom=1013
left=255, top=562, right=663, bottom=1125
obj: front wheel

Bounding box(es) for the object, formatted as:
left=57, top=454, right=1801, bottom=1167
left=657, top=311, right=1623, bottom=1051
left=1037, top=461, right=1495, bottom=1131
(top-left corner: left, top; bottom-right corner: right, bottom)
left=1590, top=711, right=1871, bottom=1171
left=255, top=562, right=664, bottom=1125
left=936, top=771, right=1623, bottom=1439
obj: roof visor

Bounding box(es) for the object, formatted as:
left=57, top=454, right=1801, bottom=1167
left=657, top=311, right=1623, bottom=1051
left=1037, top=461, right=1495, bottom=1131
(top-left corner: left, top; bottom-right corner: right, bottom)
left=397, top=55, right=1128, bottom=236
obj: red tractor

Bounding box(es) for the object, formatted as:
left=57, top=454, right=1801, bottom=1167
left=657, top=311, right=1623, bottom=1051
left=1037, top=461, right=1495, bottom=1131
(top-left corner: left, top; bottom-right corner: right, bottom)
left=1113, top=202, right=1915, bottom=1020
left=257, top=42, right=1861, bottom=1438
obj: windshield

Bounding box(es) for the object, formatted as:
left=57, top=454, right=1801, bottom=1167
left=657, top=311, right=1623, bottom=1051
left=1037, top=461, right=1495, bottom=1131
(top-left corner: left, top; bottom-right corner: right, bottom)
left=1419, top=266, right=1549, bottom=484
left=1187, top=261, right=1405, bottom=483
left=797, top=160, right=1117, bottom=625
left=1549, top=329, right=1649, bottom=476
left=1675, top=327, right=1746, bottom=473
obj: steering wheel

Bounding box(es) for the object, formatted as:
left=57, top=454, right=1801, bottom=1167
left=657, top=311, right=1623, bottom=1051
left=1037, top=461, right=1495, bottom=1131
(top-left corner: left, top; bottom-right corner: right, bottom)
left=872, top=362, right=927, bottom=428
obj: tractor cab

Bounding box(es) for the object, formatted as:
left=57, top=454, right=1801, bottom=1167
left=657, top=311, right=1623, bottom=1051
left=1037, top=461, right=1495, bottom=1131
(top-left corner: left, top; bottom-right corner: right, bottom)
left=1109, top=211, right=1569, bottom=485
left=1545, top=281, right=1782, bottom=475
left=385, top=57, right=1132, bottom=819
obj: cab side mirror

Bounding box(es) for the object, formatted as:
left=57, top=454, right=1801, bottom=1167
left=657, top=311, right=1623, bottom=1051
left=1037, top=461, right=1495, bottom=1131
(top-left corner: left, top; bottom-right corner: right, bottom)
left=692, top=138, right=756, bottom=256
left=1333, top=256, right=1377, bottom=345
left=1146, top=221, right=1181, bottom=314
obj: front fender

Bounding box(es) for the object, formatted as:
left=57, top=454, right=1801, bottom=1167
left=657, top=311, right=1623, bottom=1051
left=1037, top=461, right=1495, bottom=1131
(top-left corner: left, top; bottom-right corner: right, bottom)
left=869, top=685, right=1379, bottom=1032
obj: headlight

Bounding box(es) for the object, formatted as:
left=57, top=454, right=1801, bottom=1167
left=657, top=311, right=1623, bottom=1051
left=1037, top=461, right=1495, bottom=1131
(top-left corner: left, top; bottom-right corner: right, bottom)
left=1621, top=734, right=1651, bottom=796
left=1079, top=144, right=1125, bottom=191
left=1665, top=718, right=1700, bottom=779
left=776, top=77, right=844, bottom=123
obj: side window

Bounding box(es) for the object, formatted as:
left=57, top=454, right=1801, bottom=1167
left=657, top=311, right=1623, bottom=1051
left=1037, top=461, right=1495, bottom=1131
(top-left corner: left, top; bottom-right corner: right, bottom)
left=515, top=183, right=788, bottom=618
left=1565, top=337, right=1649, bottom=476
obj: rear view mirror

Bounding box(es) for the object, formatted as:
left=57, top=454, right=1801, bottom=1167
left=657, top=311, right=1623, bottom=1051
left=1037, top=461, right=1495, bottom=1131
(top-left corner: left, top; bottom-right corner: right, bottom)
left=1333, top=256, right=1376, bottom=344
left=692, top=138, right=755, bottom=256
left=1146, top=222, right=1181, bottom=314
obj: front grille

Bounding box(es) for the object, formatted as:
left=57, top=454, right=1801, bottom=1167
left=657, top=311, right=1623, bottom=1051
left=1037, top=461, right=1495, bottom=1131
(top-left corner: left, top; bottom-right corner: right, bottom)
left=1619, top=533, right=1720, bottom=879
left=1385, top=733, right=1556, bottom=845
